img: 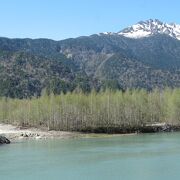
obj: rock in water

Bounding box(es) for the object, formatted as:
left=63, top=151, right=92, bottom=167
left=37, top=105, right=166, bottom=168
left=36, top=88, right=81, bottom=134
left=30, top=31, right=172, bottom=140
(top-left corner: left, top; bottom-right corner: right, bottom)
left=0, top=136, right=11, bottom=144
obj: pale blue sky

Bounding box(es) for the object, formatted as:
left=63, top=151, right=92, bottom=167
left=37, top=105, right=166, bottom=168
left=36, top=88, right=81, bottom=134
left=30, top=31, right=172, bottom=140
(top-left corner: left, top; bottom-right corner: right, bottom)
left=0, top=0, right=180, bottom=40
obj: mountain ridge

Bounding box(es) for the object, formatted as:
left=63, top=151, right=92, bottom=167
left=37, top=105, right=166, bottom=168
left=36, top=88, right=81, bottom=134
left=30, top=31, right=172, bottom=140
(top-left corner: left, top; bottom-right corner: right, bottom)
left=102, top=19, right=180, bottom=40
left=0, top=19, right=180, bottom=98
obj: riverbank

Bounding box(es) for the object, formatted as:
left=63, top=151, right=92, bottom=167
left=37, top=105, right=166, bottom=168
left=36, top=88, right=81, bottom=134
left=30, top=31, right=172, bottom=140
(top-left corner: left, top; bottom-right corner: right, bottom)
left=0, top=124, right=139, bottom=141
left=1, top=122, right=180, bottom=142
left=0, top=124, right=82, bottom=141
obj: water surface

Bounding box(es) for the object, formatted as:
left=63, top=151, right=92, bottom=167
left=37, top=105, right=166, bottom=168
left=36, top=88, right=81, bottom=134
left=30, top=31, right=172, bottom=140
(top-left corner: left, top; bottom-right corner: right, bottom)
left=0, top=133, right=180, bottom=180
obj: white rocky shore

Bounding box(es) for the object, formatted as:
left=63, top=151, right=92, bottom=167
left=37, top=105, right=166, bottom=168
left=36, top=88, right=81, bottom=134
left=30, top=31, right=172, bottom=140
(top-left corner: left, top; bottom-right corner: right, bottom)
left=0, top=124, right=80, bottom=141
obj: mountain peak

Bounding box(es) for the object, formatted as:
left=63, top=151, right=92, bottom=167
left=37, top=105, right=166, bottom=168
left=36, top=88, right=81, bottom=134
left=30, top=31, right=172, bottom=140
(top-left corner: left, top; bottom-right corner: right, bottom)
left=118, top=19, right=180, bottom=40
left=138, top=19, right=162, bottom=25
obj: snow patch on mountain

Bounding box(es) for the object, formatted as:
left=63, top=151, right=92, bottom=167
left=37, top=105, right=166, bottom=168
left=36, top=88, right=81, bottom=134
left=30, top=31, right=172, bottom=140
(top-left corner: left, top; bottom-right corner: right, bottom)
left=118, top=19, right=180, bottom=40
left=101, top=19, right=180, bottom=40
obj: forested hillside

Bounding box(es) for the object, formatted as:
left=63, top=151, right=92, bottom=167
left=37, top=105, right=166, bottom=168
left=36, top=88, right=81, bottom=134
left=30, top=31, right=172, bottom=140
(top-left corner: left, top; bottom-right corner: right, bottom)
left=0, top=50, right=89, bottom=98
left=0, top=32, right=180, bottom=98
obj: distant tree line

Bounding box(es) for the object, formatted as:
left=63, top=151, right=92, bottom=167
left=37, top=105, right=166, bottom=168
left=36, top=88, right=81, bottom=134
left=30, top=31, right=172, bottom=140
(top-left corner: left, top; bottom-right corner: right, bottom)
left=0, top=88, right=179, bottom=133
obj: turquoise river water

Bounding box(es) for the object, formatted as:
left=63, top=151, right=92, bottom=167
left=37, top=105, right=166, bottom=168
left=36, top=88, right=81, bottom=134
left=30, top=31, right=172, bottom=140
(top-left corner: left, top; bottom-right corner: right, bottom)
left=0, top=133, right=180, bottom=180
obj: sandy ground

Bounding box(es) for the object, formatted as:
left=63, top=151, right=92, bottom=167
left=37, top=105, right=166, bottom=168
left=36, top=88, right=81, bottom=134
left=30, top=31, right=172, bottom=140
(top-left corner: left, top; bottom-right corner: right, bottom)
left=0, top=124, right=80, bottom=141
left=0, top=124, right=137, bottom=142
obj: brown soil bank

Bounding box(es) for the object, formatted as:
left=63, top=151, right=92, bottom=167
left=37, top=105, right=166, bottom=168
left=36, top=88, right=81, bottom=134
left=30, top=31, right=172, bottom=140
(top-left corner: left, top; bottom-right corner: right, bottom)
left=79, top=123, right=180, bottom=134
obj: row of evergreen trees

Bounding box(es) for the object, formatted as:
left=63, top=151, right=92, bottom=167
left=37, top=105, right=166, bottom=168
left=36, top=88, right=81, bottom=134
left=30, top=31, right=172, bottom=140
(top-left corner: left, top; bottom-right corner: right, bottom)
left=0, top=88, right=179, bottom=132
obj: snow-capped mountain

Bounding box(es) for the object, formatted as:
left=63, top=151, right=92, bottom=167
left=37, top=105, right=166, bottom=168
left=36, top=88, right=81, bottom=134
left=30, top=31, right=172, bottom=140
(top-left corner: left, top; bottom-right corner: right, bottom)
left=102, top=19, right=180, bottom=40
